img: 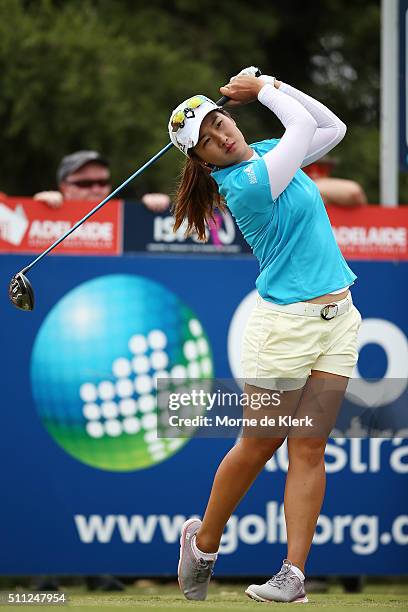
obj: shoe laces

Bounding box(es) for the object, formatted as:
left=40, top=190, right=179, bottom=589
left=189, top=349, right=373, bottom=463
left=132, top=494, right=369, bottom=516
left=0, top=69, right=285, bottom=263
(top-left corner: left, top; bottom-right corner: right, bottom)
left=267, top=561, right=295, bottom=589
left=193, top=558, right=213, bottom=583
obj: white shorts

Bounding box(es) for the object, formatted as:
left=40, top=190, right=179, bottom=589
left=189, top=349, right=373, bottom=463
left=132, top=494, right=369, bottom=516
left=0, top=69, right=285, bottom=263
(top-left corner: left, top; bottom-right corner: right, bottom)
left=242, top=293, right=362, bottom=391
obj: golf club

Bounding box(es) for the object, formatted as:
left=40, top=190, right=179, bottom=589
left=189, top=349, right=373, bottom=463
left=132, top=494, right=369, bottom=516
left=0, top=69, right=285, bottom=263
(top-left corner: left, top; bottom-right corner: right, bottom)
left=8, top=70, right=261, bottom=311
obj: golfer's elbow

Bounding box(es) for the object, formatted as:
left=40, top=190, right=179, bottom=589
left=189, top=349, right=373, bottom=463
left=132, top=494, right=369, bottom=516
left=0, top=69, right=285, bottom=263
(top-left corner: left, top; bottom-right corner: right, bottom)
left=336, top=120, right=347, bottom=144
left=301, top=113, right=318, bottom=142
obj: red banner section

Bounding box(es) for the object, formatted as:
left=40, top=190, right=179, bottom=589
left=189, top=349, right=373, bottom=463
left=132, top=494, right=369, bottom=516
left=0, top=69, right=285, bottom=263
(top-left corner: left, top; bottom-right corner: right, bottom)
left=326, top=205, right=408, bottom=260
left=0, top=196, right=123, bottom=256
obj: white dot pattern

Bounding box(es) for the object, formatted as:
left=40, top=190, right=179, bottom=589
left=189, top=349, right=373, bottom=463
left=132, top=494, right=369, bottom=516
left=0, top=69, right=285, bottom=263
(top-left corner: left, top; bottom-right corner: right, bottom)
left=150, top=351, right=168, bottom=370
left=168, top=439, right=185, bottom=450
left=123, top=417, right=141, bottom=434
left=129, top=335, right=147, bottom=354
left=86, top=421, right=104, bottom=438
left=151, top=451, right=167, bottom=461
left=80, top=383, right=97, bottom=403
left=98, top=381, right=115, bottom=401
left=187, top=361, right=201, bottom=379
left=148, top=441, right=165, bottom=453
left=148, top=330, right=167, bottom=350
left=132, top=355, right=150, bottom=374
left=171, top=365, right=187, bottom=381
left=105, top=419, right=122, bottom=437
left=112, top=357, right=132, bottom=378
left=189, top=319, right=202, bottom=337
left=83, top=403, right=100, bottom=420
left=101, top=401, right=118, bottom=419
left=119, top=398, right=137, bottom=416
left=183, top=340, right=197, bottom=360
left=142, top=413, right=157, bottom=430
left=154, top=370, right=169, bottom=380
left=144, top=430, right=158, bottom=443
left=80, top=324, right=212, bottom=461
left=134, top=374, right=153, bottom=395
left=197, top=337, right=209, bottom=356
left=201, top=358, right=212, bottom=376
left=116, top=378, right=134, bottom=398
left=139, top=394, right=155, bottom=412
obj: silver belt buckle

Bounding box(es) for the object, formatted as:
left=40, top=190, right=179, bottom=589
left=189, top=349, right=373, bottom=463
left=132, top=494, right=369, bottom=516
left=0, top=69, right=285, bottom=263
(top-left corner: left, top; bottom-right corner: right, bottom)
left=320, top=303, right=338, bottom=320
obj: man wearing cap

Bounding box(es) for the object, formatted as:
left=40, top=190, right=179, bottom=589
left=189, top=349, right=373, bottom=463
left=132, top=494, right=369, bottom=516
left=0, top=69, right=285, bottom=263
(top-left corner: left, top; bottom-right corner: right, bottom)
left=34, top=150, right=111, bottom=207
left=34, top=150, right=170, bottom=212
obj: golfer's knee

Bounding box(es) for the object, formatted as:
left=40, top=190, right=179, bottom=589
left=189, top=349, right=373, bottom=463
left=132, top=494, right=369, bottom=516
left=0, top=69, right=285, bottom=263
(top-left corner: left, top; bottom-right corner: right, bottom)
left=288, top=438, right=326, bottom=468
left=239, top=437, right=285, bottom=465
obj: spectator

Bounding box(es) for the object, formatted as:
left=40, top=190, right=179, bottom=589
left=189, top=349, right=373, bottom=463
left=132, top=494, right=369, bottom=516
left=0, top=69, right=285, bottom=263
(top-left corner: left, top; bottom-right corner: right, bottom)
left=34, top=150, right=170, bottom=212
left=303, top=156, right=367, bottom=207
left=34, top=150, right=111, bottom=207
left=141, top=192, right=171, bottom=213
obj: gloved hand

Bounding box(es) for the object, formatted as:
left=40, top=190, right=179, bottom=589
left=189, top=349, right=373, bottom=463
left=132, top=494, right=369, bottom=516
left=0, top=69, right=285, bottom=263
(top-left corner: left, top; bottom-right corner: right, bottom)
left=230, top=66, right=276, bottom=88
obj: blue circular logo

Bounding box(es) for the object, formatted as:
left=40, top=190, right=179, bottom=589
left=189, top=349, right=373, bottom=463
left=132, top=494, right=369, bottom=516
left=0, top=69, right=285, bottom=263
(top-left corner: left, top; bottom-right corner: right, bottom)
left=31, top=275, right=213, bottom=471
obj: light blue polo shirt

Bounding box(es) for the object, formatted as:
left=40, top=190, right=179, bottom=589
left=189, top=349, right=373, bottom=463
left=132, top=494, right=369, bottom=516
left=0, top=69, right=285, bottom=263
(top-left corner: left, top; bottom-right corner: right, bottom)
left=212, top=139, right=356, bottom=305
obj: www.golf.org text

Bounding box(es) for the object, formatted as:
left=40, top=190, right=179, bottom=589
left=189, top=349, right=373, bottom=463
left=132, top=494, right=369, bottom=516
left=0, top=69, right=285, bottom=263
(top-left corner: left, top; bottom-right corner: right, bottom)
left=74, top=503, right=408, bottom=555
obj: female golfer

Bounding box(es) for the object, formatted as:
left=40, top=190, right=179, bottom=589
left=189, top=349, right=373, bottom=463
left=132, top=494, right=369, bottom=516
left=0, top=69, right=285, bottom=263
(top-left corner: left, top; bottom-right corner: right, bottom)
left=168, top=68, right=361, bottom=603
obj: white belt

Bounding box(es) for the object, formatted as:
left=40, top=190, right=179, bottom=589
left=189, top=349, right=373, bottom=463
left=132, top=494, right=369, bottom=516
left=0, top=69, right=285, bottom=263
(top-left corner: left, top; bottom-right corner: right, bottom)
left=257, top=293, right=352, bottom=320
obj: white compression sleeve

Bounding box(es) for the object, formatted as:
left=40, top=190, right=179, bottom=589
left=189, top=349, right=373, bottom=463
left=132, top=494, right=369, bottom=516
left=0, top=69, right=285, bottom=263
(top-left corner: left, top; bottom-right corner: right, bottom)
left=278, top=81, right=347, bottom=167
left=257, top=83, right=317, bottom=200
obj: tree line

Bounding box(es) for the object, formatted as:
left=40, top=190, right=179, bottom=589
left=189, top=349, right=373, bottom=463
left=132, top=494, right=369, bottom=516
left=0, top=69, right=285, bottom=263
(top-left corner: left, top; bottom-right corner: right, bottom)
left=0, top=0, right=405, bottom=203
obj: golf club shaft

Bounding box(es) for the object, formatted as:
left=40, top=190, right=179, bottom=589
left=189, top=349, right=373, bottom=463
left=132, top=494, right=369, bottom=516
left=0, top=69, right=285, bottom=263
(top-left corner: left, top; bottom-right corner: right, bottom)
left=21, top=92, right=233, bottom=274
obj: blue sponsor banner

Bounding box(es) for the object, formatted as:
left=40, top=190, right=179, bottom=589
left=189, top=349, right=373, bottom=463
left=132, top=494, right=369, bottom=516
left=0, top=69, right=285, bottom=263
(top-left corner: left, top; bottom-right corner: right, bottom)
left=123, top=202, right=251, bottom=255
left=0, top=254, right=407, bottom=575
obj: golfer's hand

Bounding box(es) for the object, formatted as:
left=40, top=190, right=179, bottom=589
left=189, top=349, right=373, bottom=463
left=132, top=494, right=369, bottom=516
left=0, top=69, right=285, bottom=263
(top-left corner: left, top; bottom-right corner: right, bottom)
left=219, top=75, right=266, bottom=106
left=231, top=66, right=260, bottom=79
left=33, top=191, right=64, bottom=208
left=231, top=67, right=280, bottom=93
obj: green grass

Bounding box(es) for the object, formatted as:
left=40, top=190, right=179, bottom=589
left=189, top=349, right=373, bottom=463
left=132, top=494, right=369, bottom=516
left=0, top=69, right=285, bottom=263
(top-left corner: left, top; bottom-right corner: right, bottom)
left=0, top=583, right=407, bottom=611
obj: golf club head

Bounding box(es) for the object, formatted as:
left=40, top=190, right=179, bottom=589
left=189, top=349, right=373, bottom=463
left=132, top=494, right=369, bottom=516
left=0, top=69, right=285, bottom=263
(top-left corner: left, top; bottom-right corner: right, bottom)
left=8, top=271, right=35, bottom=311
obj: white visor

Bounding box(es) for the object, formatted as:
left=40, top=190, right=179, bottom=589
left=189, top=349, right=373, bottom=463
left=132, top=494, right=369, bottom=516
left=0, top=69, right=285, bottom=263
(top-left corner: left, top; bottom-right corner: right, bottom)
left=168, top=95, right=220, bottom=156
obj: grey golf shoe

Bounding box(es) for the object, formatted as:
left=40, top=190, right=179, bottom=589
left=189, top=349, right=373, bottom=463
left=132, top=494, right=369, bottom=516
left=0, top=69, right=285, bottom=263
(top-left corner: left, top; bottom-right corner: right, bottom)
left=245, top=559, right=308, bottom=603
left=178, top=518, right=217, bottom=601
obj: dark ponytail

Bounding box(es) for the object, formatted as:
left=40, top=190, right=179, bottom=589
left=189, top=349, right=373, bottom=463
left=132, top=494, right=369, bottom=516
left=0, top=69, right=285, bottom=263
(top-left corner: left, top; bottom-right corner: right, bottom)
left=172, top=154, right=225, bottom=242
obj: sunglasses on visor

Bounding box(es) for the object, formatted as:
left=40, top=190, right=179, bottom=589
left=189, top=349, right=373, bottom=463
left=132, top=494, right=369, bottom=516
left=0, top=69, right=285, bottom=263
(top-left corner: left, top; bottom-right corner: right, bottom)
left=170, top=96, right=208, bottom=132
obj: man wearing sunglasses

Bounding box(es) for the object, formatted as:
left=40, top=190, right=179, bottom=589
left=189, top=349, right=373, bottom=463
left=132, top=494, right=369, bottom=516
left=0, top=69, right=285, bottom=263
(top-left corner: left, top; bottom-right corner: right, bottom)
left=58, top=150, right=112, bottom=201
left=33, top=150, right=111, bottom=207
left=34, top=150, right=170, bottom=212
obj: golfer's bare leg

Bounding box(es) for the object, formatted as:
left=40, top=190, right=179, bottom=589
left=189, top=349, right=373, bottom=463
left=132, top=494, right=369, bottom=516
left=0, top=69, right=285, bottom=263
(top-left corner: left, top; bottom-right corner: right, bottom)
left=196, top=384, right=302, bottom=554
left=284, top=370, right=349, bottom=573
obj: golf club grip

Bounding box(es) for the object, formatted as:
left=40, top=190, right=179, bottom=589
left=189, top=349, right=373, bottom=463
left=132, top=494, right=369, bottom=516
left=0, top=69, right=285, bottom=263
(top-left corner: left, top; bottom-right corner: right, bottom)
left=216, top=95, right=230, bottom=106
left=216, top=68, right=262, bottom=107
